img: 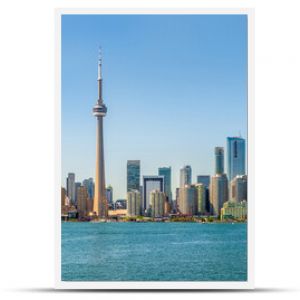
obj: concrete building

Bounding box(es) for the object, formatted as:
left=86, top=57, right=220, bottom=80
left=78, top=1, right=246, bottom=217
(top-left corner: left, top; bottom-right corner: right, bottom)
left=143, top=176, right=164, bottom=212
left=180, top=165, right=192, bottom=187
left=127, top=160, right=140, bottom=192
left=196, top=175, right=211, bottom=213
left=221, top=200, right=247, bottom=220
left=92, top=51, right=108, bottom=217
left=230, top=175, right=247, bottom=202
left=82, top=177, right=94, bottom=199
left=215, top=147, right=224, bottom=175
left=227, top=137, right=246, bottom=181
left=74, top=182, right=81, bottom=205
left=66, top=173, right=76, bottom=205
left=149, top=190, right=165, bottom=218
left=210, top=174, right=228, bottom=216
left=178, top=185, right=197, bottom=216
left=158, top=167, right=172, bottom=201
left=77, top=186, right=89, bottom=219
left=127, top=190, right=142, bottom=217
left=194, top=183, right=206, bottom=215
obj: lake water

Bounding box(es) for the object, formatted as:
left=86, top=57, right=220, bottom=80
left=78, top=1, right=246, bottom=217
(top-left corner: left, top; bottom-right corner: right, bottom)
left=61, top=222, right=247, bottom=281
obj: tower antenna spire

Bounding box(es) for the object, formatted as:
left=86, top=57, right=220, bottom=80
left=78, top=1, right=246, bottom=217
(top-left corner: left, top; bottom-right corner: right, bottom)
left=97, top=46, right=102, bottom=81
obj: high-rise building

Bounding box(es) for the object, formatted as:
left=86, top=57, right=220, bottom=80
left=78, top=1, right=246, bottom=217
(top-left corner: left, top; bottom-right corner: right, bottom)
left=178, top=185, right=197, bottom=215
left=106, top=185, right=113, bottom=204
left=93, top=51, right=108, bottom=217
left=127, top=190, right=142, bottom=217
left=215, top=147, right=224, bottom=175
left=230, top=175, right=247, bottom=202
left=127, top=160, right=140, bottom=192
left=82, top=177, right=94, bottom=199
left=180, top=165, right=192, bottom=187
left=77, top=186, right=89, bottom=219
left=227, top=137, right=246, bottom=181
left=66, top=173, right=76, bottom=205
left=143, top=176, right=164, bottom=212
left=158, top=167, right=172, bottom=201
left=210, top=174, right=228, bottom=216
left=194, top=183, right=206, bottom=215
left=74, top=182, right=81, bottom=205
left=149, top=190, right=165, bottom=218
left=196, top=175, right=211, bottom=213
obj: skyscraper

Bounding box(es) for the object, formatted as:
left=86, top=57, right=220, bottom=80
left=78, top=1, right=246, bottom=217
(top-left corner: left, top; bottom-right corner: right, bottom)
left=180, top=165, right=192, bottom=187
left=127, top=190, right=142, bottom=217
left=158, top=167, right=172, bottom=201
left=196, top=175, right=210, bottom=188
left=106, top=185, right=113, bottom=204
left=143, top=176, right=164, bottom=212
left=178, top=185, right=197, bottom=215
left=227, top=137, right=246, bottom=181
left=66, top=173, right=75, bottom=205
left=230, top=175, right=247, bottom=202
left=77, top=186, right=89, bottom=219
left=74, top=182, right=81, bottom=205
left=127, top=160, right=140, bottom=192
left=82, top=177, right=94, bottom=199
left=194, top=183, right=206, bottom=215
left=149, top=190, right=165, bottom=218
left=215, top=147, right=224, bottom=175
left=92, top=51, right=108, bottom=217
left=210, top=174, right=228, bottom=216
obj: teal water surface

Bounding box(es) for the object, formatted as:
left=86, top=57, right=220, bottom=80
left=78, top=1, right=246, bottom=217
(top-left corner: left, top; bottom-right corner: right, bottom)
left=62, top=222, right=247, bottom=281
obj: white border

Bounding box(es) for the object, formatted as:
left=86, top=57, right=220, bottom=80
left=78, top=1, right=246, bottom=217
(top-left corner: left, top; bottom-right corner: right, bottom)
left=55, top=8, right=254, bottom=290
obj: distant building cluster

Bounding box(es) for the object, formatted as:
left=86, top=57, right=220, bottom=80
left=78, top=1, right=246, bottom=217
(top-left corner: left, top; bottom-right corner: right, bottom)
left=61, top=136, right=247, bottom=222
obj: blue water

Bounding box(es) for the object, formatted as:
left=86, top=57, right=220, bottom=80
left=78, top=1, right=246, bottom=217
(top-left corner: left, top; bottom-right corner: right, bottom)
left=62, top=222, right=247, bottom=281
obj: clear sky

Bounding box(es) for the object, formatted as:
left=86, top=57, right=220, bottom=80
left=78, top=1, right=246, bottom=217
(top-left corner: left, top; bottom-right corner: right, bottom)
left=61, top=14, right=248, bottom=200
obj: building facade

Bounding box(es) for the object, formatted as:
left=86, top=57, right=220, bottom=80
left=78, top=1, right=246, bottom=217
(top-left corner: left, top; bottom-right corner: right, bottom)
left=106, top=185, right=113, bottom=204
left=227, top=137, right=246, bottom=181
left=230, top=175, right=247, bottom=202
left=215, top=147, right=224, bottom=175
left=221, top=200, right=247, bottom=220
left=180, top=165, right=192, bottom=187
left=210, top=174, right=228, bottom=216
left=194, top=183, right=206, bottom=215
left=158, top=167, right=172, bottom=201
left=127, top=160, right=140, bottom=192
left=82, top=177, right=94, bottom=199
left=66, top=173, right=76, bottom=205
left=178, top=185, right=197, bottom=215
left=143, top=176, right=164, bottom=213
left=77, top=186, right=89, bottom=219
left=149, top=190, right=165, bottom=218
left=127, top=190, right=142, bottom=217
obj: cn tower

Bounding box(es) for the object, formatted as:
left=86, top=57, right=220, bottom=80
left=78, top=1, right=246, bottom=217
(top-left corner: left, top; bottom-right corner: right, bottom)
left=93, top=50, right=108, bottom=218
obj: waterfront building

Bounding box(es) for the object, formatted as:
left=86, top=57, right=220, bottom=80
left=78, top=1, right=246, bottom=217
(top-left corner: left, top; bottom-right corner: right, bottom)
left=230, top=175, right=247, bottom=202
left=196, top=175, right=211, bottom=213
left=127, top=190, right=142, bottom=217
left=194, top=183, right=206, bottom=215
left=227, top=137, right=246, bottom=181
left=66, top=173, right=76, bottom=205
left=180, top=165, right=192, bottom=187
left=74, top=182, right=81, bottom=205
left=220, top=200, right=247, bottom=220
left=149, top=190, right=165, bottom=218
left=106, top=185, right=113, bottom=204
left=82, top=177, right=94, bottom=199
left=210, top=174, right=228, bottom=216
left=127, top=160, right=140, bottom=192
left=143, top=176, right=164, bottom=212
left=178, top=185, right=197, bottom=216
left=158, top=167, right=172, bottom=201
left=77, top=186, right=89, bottom=219
left=215, top=147, right=224, bottom=175
left=92, top=51, right=108, bottom=217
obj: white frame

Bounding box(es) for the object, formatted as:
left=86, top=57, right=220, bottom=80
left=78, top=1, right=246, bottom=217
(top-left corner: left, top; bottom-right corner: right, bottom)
left=55, top=8, right=254, bottom=290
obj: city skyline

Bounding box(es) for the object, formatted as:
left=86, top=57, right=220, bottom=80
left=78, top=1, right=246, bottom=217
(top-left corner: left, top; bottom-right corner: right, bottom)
left=62, top=14, right=248, bottom=200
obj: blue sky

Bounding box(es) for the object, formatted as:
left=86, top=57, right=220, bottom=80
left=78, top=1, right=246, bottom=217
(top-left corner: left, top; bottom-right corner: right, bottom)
left=61, top=14, right=247, bottom=200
